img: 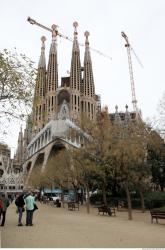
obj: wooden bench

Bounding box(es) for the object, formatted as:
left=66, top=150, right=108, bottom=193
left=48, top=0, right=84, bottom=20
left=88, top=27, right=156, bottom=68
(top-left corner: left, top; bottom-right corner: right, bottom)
left=68, top=202, right=79, bottom=211
left=150, top=211, right=165, bottom=223
left=97, top=206, right=116, bottom=216
left=117, top=201, right=126, bottom=210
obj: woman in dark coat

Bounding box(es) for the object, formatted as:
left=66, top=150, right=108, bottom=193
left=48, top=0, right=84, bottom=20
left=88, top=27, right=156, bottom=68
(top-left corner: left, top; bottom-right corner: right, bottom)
left=15, top=193, right=25, bottom=226
left=0, top=194, right=10, bottom=226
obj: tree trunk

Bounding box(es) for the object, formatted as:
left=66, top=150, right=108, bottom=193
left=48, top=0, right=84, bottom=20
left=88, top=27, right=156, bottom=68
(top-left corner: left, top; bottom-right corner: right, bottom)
left=102, top=183, right=107, bottom=205
left=60, top=188, right=65, bottom=208
left=125, top=184, right=132, bottom=220
left=72, top=183, right=78, bottom=202
left=86, top=186, right=90, bottom=214
left=139, top=189, right=145, bottom=213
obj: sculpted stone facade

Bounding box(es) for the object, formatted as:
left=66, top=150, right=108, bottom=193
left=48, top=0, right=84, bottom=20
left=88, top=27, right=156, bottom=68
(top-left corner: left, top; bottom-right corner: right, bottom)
left=14, top=22, right=100, bottom=167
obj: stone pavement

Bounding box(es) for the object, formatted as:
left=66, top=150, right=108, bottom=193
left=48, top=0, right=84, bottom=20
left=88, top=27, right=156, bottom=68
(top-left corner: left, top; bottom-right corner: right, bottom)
left=0, top=202, right=165, bottom=248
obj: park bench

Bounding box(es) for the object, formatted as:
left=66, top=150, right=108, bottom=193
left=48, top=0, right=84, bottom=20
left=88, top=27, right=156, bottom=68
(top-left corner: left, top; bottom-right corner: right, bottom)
left=97, top=205, right=116, bottom=216
left=68, top=202, right=79, bottom=211
left=116, top=200, right=126, bottom=210
left=150, top=210, right=165, bottom=223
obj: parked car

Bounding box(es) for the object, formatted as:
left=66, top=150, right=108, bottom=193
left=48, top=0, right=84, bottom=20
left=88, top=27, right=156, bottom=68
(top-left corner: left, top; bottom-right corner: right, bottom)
left=44, top=193, right=61, bottom=202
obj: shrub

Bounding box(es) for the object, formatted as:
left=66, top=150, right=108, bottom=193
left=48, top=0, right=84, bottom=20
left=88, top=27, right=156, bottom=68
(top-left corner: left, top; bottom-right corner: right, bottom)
left=90, top=191, right=165, bottom=209
left=89, top=192, right=103, bottom=204
left=144, top=191, right=165, bottom=209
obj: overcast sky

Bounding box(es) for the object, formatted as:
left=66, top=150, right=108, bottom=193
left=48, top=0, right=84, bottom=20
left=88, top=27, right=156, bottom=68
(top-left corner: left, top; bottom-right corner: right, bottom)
left=0, top=0, right=165, bottom=156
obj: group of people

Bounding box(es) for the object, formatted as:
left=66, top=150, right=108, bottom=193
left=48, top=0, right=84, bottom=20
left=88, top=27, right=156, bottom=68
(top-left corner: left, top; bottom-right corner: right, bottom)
left=0, top=191, right=38, bottom=227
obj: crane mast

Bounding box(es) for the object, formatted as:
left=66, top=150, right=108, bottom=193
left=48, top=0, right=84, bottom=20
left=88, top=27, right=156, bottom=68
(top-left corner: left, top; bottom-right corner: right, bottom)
left=121, top=31, right=138, bottom=114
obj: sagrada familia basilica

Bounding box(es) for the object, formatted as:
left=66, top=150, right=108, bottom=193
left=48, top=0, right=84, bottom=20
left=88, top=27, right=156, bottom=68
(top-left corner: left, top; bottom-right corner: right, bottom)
left=0, top=21, right=136, bottom=193
left=15, top=22, right=100, bottom=165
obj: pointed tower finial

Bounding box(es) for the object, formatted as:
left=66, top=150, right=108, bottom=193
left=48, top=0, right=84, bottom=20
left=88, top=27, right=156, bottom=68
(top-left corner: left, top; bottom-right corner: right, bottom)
left=41, top=36, right=46, bottom=52
left=51, top=24, right=58, bottom=39
left=114, top=105, right=121, bottom=124
left=49, top=25, right=58, bottom=55
left=73, top=21, right=78, bottom=35
left=41, top=35, right=46, bottom=44
left=38, top=36, right=46, bottom=68
left=125, top=104, right=128, bottom=111
left=71, top=21, right=79, bottom=53
left=84, top=31, right=90, bottom=46
left=125, top=104, right=131, bottom=123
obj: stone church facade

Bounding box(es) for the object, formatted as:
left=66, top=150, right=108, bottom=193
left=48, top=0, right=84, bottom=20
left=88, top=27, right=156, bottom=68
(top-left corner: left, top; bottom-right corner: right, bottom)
left=14, top=22, right=101, bottom=167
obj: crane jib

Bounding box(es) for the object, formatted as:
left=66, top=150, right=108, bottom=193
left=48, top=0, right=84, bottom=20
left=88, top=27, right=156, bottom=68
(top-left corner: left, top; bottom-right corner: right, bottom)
left=27, top=16, right=112, bottom=60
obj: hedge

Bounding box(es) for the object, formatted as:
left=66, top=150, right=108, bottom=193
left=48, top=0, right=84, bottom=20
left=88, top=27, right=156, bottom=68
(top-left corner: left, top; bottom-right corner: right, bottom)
left=90, top=191, right=165, bottom=209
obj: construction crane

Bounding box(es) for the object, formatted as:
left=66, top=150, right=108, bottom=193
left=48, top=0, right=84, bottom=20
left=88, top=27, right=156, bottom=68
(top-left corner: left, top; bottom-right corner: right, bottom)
left=121, top=31, right=142, bottom=116
left=27, top=17, right=112, bottom=60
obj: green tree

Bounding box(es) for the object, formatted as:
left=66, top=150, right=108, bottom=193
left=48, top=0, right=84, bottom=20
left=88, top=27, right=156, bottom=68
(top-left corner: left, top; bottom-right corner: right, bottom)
left=0, top=49, right=36, bottom=132
left=107, top=120, right=151, bottom=220
left=148, top=130, right=165, bottom=191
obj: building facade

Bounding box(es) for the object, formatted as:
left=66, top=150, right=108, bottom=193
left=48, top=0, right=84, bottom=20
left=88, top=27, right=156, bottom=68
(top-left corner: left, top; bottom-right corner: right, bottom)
left=14, top=22, right=138, bottom=169
left=0, top=143, right=11, bottom=178
left=32, top=23, right=98, bottom=134
left=0, top=142, right=24, bottom=193
left=14, top=22, right=101, bottom=166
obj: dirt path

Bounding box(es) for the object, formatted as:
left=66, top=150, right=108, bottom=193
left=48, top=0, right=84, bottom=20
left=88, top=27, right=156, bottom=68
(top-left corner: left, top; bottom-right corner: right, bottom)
left=1, top=202, right=165, bottom=248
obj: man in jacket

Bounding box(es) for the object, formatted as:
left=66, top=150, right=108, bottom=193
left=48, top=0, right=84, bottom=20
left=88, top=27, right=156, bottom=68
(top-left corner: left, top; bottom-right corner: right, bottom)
left=24, top=192, right=35, bottom=226
left=15, top=193, right=25, bottom=226
left=0, top=193, right=10, bottom=226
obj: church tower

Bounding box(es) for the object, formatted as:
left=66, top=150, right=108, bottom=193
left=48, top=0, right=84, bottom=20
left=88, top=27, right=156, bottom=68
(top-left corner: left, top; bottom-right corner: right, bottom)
left=70, top=22, right=82, bottom=121
left=14, top=126, right=24, bottom=165
left=81, top=31, right=96, bottom=120
left=32, top=36, right=47, bottom=133
left=46, top=24, right=58, bottom=122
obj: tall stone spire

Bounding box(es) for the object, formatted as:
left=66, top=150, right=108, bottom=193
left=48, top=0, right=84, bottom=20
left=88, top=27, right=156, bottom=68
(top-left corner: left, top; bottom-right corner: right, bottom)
left=15, top=126, right=24, bottom=165
left=35, top=36, right=46, bottom=98
left=83, top=31, right=95, bottom=98
left=45, top=24, right=59, bottom=122
left=70, top=22, right=82, bottom=121
left=33, top=36, right=47, bottom=133
left=81, top=31, right=96, bottom=120
left=47, top=24, right=58, bottom=92
left=70, top=21, right=81, bottom=91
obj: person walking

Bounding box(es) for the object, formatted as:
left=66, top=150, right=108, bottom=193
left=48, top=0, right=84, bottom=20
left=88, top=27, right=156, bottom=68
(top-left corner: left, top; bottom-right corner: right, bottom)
left=0, top=194, right=10, bottom=226
left=15, top=193, right=25, bottom=226
left=24, top=192, right=35, bottom=226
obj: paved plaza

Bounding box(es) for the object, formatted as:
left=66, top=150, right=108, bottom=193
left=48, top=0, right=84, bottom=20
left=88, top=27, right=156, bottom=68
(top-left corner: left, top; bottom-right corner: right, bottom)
left=0, top=202, right=165, bottom=248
